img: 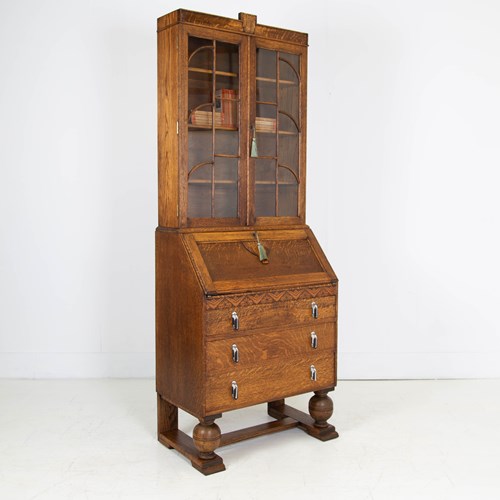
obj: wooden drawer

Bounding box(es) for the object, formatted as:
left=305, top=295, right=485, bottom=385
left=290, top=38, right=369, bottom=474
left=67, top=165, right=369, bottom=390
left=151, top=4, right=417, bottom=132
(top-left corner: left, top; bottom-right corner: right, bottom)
left=206, top=295, right=336, bottom=338
left=206, top=351, right=335, bottom=414
left=206, top=323, right=335, bottom=372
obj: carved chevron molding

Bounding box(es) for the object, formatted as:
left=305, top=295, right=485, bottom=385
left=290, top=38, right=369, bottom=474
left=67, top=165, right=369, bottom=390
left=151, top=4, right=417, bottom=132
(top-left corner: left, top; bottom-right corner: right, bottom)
left=205, top=285, right=337, bottom=310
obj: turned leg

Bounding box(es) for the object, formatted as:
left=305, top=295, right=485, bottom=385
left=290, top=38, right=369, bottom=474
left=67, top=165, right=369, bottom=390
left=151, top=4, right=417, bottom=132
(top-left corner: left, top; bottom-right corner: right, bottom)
left=266, top=391, right=339, bottom=441
left=193, top=416, right=221, bottom=460
left=309, top=390, right=333, bottom=428
left=191, top=415, right=225, bottom=474
left=308, top=389, right=339, bottom=440
left=157, top=394, right=178, bottom=447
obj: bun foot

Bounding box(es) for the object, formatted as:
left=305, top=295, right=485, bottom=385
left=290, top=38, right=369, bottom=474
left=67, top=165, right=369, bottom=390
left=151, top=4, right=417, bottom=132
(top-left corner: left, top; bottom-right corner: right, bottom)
left=191, top=416, right=226, bottom=475
left=308, top=390, right=338, bottom=440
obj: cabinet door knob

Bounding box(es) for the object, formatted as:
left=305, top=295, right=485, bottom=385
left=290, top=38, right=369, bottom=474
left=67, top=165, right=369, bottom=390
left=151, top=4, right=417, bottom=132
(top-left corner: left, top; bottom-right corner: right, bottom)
left=231, top=381, right=239, bottom=400
left=231, top=344, right=239, bottom=363
left=231, top=311, right=239, bottom=330
left=310, top=365, right=317, bottom=381
left=311, top=302, right=318, bottom=319
left=311, top=332, right=318, bottom=349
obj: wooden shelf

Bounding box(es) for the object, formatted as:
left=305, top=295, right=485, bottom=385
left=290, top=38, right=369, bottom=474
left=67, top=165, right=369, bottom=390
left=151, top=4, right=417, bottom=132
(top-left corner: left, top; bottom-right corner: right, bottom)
left=189, top=180, right=237, bottom=184
left=189, top=67, right=238, bottom=77
left=188, top=180, right=295, bottom=186
left=256, top=181, right=297, bottom=185
left=188, top=125, right=238, bottom=131
left=256, top=76, right=296, bottom=85
left=256, top=129, right=298, bottom=135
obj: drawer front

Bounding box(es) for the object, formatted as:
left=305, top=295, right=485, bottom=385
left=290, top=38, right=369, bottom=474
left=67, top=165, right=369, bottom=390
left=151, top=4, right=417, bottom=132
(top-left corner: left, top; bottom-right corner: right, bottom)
left=206, top=351, right=335, bottom=414
left=206, top=295, right=336, bottom=338
left=206, top=323, right=335, bottom=372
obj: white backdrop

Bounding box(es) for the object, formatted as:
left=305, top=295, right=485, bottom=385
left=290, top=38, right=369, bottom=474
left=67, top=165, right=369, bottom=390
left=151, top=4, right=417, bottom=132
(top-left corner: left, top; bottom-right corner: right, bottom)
left=1, top=0, right=499, bottom=378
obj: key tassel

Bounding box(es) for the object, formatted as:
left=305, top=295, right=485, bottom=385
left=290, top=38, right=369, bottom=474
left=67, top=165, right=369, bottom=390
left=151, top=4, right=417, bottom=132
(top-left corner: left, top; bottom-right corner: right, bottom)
left=254, top=232, right=268, bottom=264
left=250, top=126, right=258, bottom=157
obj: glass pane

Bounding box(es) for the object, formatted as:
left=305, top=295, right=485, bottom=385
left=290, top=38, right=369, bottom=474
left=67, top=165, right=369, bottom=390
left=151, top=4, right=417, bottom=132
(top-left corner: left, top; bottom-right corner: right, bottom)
left=279, top=85, right=299, bottom=128
left=215, top=157, right=238, bottom=182
left=255, top=158, right=275, bottom=182
left=253, top=49, right=301, bottom=219
left=257, top=80, right=276, bottom=104
left=279, top=53, right=300, bottom=81
left=256, top=103, right=277, bottom=134
left=279, top=84, right=300, bottom=125
left=189, top=128, right=212, bottom=170
left=215, top=85, right=238, bottom=128
left=216, top=42, right=239, bottom=75
left=256, top=48, right=276, bottom=79
left=256, top=49, right=276, bottom=103
left=214, top=158, right=238, bottom=218
left=188, top=163, right=212, bottom=218
left=187, top=37, right=240, bottom=221
left=215, top=130, right=239, bottom=156
left=216, top=41, right=239, bottom=131
left=279, top=134, right=299, bottom=176
left=279, top=53, right=300, bottom=133
left=188, top=37, right=213, bottom=115
left=278, top=112, right=299, bottom=134
left=255, top=159, right=276, bottom=217
left=188, top=75, right=212, bottom=117
left=278, top=167, right=298, bottom=217
left=255, top=132, right=276, bottom=158
left=188, top=37, right=213, bottom=70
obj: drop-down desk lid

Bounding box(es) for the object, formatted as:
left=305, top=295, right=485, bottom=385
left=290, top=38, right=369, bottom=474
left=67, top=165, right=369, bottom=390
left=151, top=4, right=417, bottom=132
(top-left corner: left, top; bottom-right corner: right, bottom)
left=182, top=228, right=337, bottom=295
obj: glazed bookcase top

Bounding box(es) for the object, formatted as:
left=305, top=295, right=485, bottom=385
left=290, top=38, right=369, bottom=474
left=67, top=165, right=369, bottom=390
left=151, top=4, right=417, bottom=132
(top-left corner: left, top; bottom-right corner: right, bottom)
left=157, top=9, right=308, bottom=228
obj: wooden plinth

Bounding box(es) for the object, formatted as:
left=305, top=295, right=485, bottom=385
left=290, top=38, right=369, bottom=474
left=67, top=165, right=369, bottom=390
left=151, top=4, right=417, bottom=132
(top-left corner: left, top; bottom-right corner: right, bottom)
left=159, top=429, right=225, bottom=475
left=158, top=395, right=339, bottom=475
left=268, top=400, right=339, bottom=441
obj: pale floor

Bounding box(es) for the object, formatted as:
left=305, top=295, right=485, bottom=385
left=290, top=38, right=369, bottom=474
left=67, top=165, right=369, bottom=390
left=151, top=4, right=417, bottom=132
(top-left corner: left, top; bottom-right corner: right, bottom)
left=0, top=380, right=499, bottom=500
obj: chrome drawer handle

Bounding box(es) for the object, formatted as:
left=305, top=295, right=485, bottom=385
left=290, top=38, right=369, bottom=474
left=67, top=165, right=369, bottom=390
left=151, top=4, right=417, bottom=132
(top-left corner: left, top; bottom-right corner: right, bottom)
left=231, top=311, right=239, bottom=330
left=231, top=344, right=239, bottom=363
left=231, top=380, right=239, bottom=400
left=310, top=365, right=317, bottom=381
left=311, top=332, right=318, bottom=349
left=311, top=302, right=318, bottom=319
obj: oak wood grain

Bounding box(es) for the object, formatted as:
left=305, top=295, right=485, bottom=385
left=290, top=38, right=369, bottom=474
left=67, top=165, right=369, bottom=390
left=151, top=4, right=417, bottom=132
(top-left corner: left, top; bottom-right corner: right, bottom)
left=206, top=323, right=335, bottom=371
left=219, top=417, right=298, bottom=446
left=159, top=429, right=226, bottom=475
left=157, top=25, right=179, bottom=227
left=156, top=8, right=338, bottom=475
left=268, top=401, right=339, bottom=441
left=157, top=9, right=308, bottom=47
left=192, top=228, right=308, bottom=242
left=206, top=295, right=336, bottom=337
left=156, top=230, right=206, bottom=417
left=206, top=351, right=335, bottom=413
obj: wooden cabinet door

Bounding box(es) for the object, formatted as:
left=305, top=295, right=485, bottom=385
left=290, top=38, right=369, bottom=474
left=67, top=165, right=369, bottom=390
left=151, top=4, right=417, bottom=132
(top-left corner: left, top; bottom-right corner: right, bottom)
left=249, top=38, right=307, bottom=225
left=178, top=27, right=307, bottom=228
left=179, top=27, right=249, bottom=227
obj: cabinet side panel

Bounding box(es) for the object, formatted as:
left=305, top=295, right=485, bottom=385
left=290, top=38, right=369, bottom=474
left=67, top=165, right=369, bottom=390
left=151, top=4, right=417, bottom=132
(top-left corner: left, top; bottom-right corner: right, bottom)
left=156, top=230, right=204, bottom=416
left=334, top=284, right=338, bottom=388
left=158, top=26, right=179, bottom=228
left=305, top=227, right=338, bottom=282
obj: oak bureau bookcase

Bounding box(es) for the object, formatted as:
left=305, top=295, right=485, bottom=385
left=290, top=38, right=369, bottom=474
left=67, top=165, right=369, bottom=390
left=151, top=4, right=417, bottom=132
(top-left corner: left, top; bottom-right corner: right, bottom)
left=156, top=9, right=339, bottom=474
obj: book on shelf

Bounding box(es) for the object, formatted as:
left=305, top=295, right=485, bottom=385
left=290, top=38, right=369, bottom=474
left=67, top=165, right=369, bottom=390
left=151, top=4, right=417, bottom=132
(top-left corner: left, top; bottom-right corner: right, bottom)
left=190, top=110, right=222, bottom=127
left=215, top=89, right=238, bottom=127
left=255, top=116, right=276, bottom=133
